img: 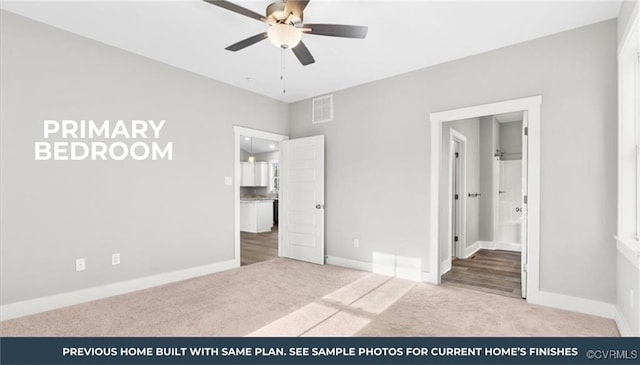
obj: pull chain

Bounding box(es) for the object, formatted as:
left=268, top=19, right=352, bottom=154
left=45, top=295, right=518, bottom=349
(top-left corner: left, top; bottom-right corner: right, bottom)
left=280, top=48, right=286, bottom=94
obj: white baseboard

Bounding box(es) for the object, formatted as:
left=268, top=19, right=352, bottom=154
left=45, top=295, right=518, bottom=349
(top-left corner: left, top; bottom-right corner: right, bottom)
left=326, top=255, right=372, bottom=272
left=493, top=241, right=522, bottom=252
left=421, top=270, right=438, bottom=284
left=463, top=241, right=483, bottom=258
left=440, top=259, right=451, bottom=274
left=326, top=255, right=435, bottom=283
left=615, top=306, right=635, bottom=336
left=527, top=290, right=615, bottom=319
left=615, top=236, right=640, bottom=269
left=0, top=259, right=237, bottom=321
left=464, top=241, right=521, bottom=257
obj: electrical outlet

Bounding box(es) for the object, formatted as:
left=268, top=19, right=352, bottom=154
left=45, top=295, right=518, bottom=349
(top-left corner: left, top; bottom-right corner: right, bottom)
left=224, top=176, right=233, bottom=186
left=112, top=253, right=121, bottom=266
left=75, top=258, right=86, bottom=272
left=353, top=239, right=360, bottom=248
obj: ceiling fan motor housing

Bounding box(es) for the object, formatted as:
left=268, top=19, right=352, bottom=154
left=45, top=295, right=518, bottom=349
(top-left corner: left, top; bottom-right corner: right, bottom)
left=266, top=2, right=303, bottom=26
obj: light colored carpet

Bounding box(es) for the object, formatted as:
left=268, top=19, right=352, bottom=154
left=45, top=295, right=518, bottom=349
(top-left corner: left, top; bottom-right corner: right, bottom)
left=0, top=258, right=619, bottom=337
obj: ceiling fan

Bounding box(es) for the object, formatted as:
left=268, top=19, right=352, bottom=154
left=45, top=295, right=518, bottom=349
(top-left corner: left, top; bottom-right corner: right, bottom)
left=203, top=0, right=368, bottom=66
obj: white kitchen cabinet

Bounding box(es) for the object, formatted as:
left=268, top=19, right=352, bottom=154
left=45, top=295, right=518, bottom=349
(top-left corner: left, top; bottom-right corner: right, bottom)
left=254, top=162, right=268, bottom=187
left=240, top=200, right=273, bottom=233
left=240, top=161, right=268, bottom=187
left=241, top=162, right=254, bottom=187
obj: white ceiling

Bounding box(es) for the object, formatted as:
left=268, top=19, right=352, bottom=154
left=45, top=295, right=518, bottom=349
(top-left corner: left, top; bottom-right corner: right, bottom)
left=240, top=135, right=279, bottom=154
left=1, top=0, right=622, bottom=103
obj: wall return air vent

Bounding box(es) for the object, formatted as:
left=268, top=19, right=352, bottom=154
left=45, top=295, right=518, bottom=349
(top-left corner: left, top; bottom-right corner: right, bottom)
left=312, top=94, right=333, bottom=124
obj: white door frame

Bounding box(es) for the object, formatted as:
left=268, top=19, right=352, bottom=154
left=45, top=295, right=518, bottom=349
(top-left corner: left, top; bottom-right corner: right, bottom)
left=447, top=128, right=467, bottom=268
left=429, top=95, right=542, bottom=301
left=233, top=126, right=289, bottom=267
left=492, top=157, right=500, bottom=245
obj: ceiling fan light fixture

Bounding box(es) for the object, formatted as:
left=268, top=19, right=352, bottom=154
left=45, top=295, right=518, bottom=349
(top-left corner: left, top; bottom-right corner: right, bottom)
left=267, top=23, right=302, bottom=49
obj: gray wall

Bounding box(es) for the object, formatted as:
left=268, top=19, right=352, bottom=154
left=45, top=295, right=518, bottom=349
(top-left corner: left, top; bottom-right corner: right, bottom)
left=500, top=121, right=523, bottom=157
left=289, top=19, right=617, bottom=303
left=440, top=119, right=480, bottom=261
left=0, top=11, right=288, bottom=305
left=478, top=116, right=499, bottom=242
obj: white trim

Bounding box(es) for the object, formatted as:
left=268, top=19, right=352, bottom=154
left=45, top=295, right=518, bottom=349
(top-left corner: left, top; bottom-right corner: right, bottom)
left=615, top=307, right=634, bottom=337
left=463, top=241, right=521, bottom=258
left=617, top=2, right=640, bottom=241
left=233, top=126, right=288, bottom=264
left=327, top=255, right=432, bottom=283
left=492, top=157, right=500, bottom=244
left=493, top=241, right=522, bottom=252
left=421, top=271, right=437, bottom=283
left=616, top=6, right=640, bottom=340
left=326, top=255, right=372, bottom=272
left=429, top=95, right=542, bottom=302
left=615, top=236, right=640, bottom=269
left=0, top=259, right=236, bottom=321
left=440, top=259, right=452, bottom=275
left=446, top=128, right=467, bottom=265
left=463, top=241, right=483, bottom=258
left=618, top=0, right=640, bottom=55
left=527, top=290, right=615, bottom=319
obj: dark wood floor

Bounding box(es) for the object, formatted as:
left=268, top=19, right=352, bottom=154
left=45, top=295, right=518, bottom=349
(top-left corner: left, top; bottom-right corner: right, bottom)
left=441, top=249, right=523, bottom=299
left=241, top=226, right=278, bottom=266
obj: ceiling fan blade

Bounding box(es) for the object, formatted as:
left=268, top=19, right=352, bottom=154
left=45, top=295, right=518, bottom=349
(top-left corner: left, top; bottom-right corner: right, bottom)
left=292, top=41, right=315, bottom=66
left=303, top=23, right=368, bottom=39
left=284, top=0, right=310, bottom=18
left=225, top=32, right=268, bottom=51
left=203, top=0, right=265, bottom=22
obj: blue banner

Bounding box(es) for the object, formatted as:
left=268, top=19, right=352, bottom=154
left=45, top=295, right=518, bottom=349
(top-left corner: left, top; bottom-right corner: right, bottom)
left=1, top=337, right=638, bottom=365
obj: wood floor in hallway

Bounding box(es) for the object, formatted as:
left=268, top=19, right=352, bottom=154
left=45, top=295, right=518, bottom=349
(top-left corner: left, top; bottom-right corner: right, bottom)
left=441, top=249, right=522, bottom=299
left=241, top=226, right=278, bottom=266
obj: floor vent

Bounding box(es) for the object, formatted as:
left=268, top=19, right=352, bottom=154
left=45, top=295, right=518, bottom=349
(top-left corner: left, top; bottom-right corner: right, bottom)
left=312, top=94, right=333, bottom=124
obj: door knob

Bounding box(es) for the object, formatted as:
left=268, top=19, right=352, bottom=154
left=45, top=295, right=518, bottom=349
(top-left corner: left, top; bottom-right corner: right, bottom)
left=316, top=204, right=323, bottom=209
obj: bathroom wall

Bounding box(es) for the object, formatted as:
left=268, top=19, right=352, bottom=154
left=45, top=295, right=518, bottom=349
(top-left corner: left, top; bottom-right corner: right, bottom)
left=479, top=116, right=500, bottom=242
left=500, top=121, right=524, bottom=158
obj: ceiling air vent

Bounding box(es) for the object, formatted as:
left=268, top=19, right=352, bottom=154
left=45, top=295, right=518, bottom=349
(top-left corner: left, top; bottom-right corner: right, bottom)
left=312, top=94, right=333, bottom=124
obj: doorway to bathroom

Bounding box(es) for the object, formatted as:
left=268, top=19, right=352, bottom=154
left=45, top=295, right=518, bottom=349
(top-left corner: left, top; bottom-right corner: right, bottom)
left=430, top=96, right=541, bottom=301
left=440, top=112, right=526, bottom=299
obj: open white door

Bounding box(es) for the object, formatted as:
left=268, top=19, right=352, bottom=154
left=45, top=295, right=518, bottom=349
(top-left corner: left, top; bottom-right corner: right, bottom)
left=521, top=112, right=529, bottom=298
left=280, top=135, right=325, bottom=265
